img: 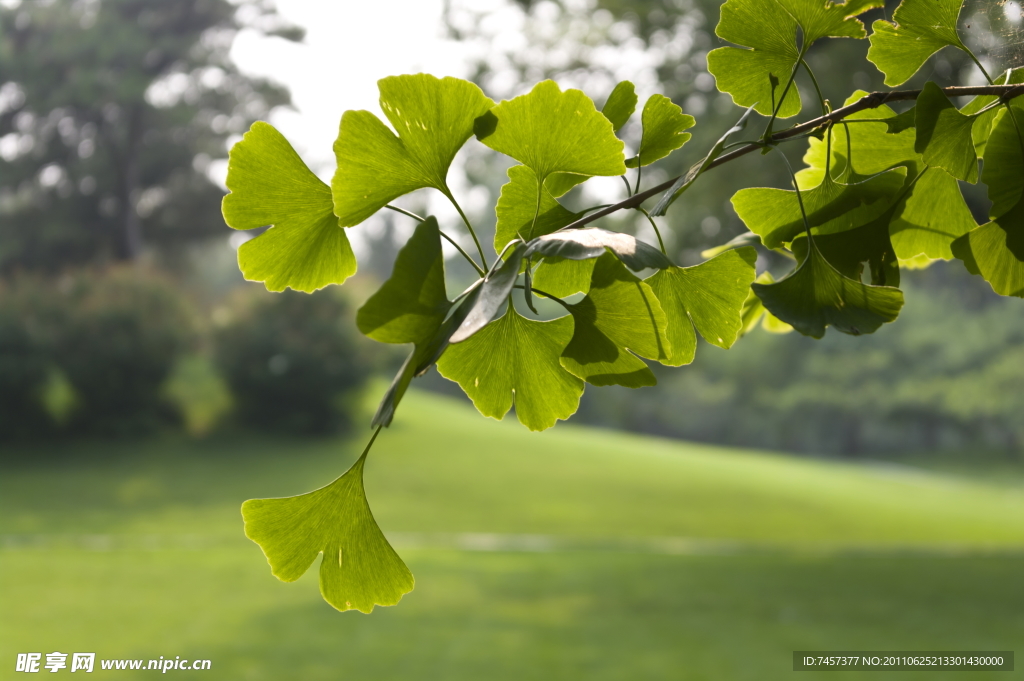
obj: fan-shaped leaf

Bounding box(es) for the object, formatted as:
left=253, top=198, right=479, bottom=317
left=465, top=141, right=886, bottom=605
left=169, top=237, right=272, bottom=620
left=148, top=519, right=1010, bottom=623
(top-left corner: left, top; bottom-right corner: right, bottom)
left=625, top=94, right=695, bottom=168
left=223, top=122, right=357, bottom=292
left=915, top=82, right=978, bottom=183
left=332, top=74, right=494, bottom=226
left=601, top=80, right=638, bottom=132
left=961, top=68, right=1024, bottom=158
left=752, top=238, right=904, bottom=338
left=867, top=0, right=967, bottom=86
left=559, top=254, right=671, bottom=387
left=740, top=272, right=793, bottom=335
left=242, top=452, right=413, bottom=614
left=438, top=307, right=584, bottom=431
left=474, top=80, right=626, bottom=182
left=533, top=257, right=595, bottom=297
left=775, top=0, right=883, bottom=44
left=494, top=166, right=582, bottom=252
left=646, top=247, right=757, bottom=366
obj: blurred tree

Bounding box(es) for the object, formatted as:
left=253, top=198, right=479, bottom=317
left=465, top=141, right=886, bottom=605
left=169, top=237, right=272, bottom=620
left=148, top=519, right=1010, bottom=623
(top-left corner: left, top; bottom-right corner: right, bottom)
left=0, top=0, right=301, bottom=272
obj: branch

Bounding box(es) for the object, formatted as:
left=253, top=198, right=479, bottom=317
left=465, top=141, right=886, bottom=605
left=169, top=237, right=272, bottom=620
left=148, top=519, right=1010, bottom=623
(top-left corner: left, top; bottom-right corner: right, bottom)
left=561, top=84, right=1024, bottom=232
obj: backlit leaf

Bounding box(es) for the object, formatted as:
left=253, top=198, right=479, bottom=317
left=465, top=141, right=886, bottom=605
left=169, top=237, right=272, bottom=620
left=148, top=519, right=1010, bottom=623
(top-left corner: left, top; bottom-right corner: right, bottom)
left=914, top=82, right=978, bottom=183
left=357, top=217, right=451, bottom=344
left=775, top=0, right=883, bottom=44
left=494, top=165, right=581, bottom=252
left=740, top=272, right=793, bottom=335
left=474, top=80, right=626, bottom=182
left=560, top=254, right=671, bottom=387
left=646, top=247, right=757, bottom=366
left=867, top=0, right=968, bottom=86
left=601, top=80, right=638, bottom=132
left=242, top=451, right=413, bottom=614
left=625, top=94, right=695, bottom=168
left=752, top=238, right=904, bottom=338
left=332, top=74, right=494, bottom=226
left=961, top=68, right=1024, bottom=158
left=223, top=122, right=356, bottom=292
left=952, top=202, right=1024, bottom=297
left=532, top=257, right=595, bottom=297
left=450, top=245, right=527, bottom=343
left=733, top=165, right=906, bottom=248
left=438, top=307, right=584, bottom=431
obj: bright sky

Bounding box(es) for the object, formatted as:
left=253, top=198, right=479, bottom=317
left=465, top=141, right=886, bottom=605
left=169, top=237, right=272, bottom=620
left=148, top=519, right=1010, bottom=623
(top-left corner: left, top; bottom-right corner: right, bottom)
left=230, top=0, right=474, bottom=177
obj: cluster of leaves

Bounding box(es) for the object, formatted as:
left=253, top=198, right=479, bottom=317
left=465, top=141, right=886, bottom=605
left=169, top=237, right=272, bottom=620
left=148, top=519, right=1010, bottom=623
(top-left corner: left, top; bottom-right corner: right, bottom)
left=222, top=0, right=1023, bottom=613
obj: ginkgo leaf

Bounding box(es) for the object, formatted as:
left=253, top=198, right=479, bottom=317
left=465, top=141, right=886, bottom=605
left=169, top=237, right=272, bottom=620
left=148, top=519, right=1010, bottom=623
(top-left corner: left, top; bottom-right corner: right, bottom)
left=474, top=80, right=626, bottom=183
left=525, top=228, right=673, bottom=271
left=332, top=74, right=494, bottom=226
left=752, top=238, right=904, bottom=338
left=438, top=307, right=584, bottom=431
left=867, top=0, right=968, bottom=86
left=625, top=94, right=695, bottom=168
left=795, top=93, right=975, bottom=260
left=889, top=167, right=976, bottom=260
left=981, top=101, right=1024, bottom=219
left=740, top=272, right=793, bottom=335
left=792, top=214, right=900, bottom=287
left=961, top=68, right=1024, bottom=158
left=494, top=166, right=582, bottom=252
left=357, top=217, right=451, bottom=344
left=952, top=201, right=1024, bottom=298
left=708, top=0, right=802, bottom=118
left=646, top=247, right=757, bottom=366
left=708, top=0, right=879, bottom=118
left=732, top=166, right=906, bottom=248
left=774, top=0, right=883, bottom=44
left=544, top=172, right=590, bottom=198
left=223, top=122, right=357, bottom=293
left=601, top=80, right=638, bottom=132
left=242, top=449, right=414, bottom=614
left=914, top=82, right=978, bottom=183
left=560, top=254, right=670, bottom=387
left=701, top=232, right=762, bottom=259
left=533, top=257, right=595, bottom=297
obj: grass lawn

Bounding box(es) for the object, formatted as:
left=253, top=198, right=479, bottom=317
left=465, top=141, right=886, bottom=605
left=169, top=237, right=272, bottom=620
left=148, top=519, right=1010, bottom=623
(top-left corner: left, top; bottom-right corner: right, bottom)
left=2, top=390, right=1023, bottom=680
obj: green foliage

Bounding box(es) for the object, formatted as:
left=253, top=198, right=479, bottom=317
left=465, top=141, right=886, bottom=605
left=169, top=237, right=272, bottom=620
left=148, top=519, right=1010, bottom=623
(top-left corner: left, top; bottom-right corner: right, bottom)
left=221, top=0, right=1024, bottom=612
left=867, top=0, right=968, bottom=86
left=223, top=122, right=357, bottom=292
left=214, top=289, right=369, bottom=435
left=242, top=442, right=414, bottom=613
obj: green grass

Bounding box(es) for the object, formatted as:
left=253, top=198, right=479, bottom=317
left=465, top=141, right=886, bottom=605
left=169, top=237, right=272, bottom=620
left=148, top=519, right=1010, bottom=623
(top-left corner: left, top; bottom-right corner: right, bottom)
left=2, top=390, right=1023, bottom=680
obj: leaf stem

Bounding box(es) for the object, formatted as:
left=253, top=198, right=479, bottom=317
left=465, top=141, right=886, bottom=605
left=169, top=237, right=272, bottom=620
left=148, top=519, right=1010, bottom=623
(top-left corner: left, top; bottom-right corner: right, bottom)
left=762, top=45, right=807, bottom=140
left=357, top=423, right=385, bottom=462
left=800, top=58, right=828, bottom=117
left=620, top=175, right=633, bottom=197
left=637, top=207, right=667, bottom=254
left=386, top=204, right=485, bottom=277
left=442, top=188, right=489, bottom=270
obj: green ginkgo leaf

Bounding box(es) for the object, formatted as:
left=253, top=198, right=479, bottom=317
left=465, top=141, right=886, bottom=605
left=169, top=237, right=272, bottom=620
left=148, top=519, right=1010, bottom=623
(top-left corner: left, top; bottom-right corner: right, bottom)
left=645, top=247, right=757, bottom=366
left=494, top=166, right=582, bottom=252
left=961, top=68, right=1024, bottom=158
left=708, top=0, right=879, bottom=118
left=867, top=0, right=968, bottom=86
left=438, top=307, right=584, bottom=431
left=708, top=0, right=802, bottom=118
left=601, top=80, right=638, bottom=132
left=242, top=448, right=414, bottom=614
left=792, top=214, right=900, bottom=287
left=474, top=80, right=626, bottom=183
left=560, top=254, right=671, bottom=387
left=533, top=257, right=595, bottom=297
left=740, top=272, right=793, bottom=335
left=952, top=201, right=1024, bottom=297
left=981, top=101, right=1024, bottom=219
left=357, top=217, right=451, bottom=344
left=223, top=122, right=357, bottom=293
left=625, top=94, right=695, bottom=168
left=732, top=165, right=906, bottom=248
left=332, top=74, right=494, bottom=226
left=752, top=238, right=904, bottom=338
left=914, top=82, right=978, bottom=183
left=450, top=244, right=527, bottom=344
left=796, top=93, right=975, bottom=260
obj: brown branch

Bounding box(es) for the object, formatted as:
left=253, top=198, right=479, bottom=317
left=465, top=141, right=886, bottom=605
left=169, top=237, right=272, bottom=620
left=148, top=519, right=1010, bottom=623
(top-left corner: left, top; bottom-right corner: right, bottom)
left=562, top=84, right=1024, bottom=232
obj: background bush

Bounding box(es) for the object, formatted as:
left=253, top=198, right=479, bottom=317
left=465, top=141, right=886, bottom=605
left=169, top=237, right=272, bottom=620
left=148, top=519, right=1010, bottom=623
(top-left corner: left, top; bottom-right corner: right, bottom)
left=214, top=289, right=369, bottom=435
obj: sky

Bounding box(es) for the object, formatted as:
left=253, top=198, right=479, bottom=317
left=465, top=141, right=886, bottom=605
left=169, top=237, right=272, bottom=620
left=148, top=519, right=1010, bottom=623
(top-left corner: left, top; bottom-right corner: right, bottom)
left=229, top=0, right=475, bottom=177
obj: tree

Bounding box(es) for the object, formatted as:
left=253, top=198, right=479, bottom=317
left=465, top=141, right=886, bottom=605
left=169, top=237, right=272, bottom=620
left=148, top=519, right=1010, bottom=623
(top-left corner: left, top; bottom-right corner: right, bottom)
left=193, top=0, right=1024, bottom=614
left=0, top=0, right=300, bottom=271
